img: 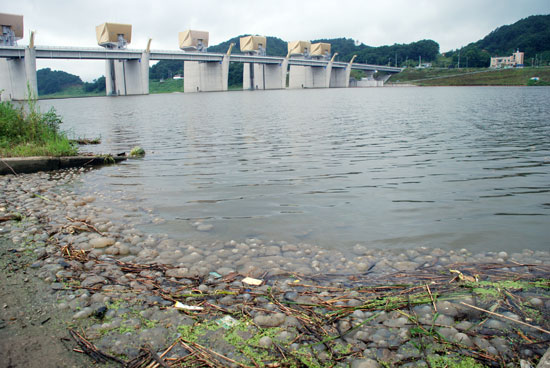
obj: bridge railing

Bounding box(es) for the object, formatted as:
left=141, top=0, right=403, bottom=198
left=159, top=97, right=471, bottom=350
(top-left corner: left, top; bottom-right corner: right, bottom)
left=0, top=45, right=402, bottom=72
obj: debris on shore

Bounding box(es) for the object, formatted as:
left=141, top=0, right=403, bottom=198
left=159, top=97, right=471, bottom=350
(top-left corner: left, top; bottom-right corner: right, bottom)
left=1, top=169, right=549, bottom=367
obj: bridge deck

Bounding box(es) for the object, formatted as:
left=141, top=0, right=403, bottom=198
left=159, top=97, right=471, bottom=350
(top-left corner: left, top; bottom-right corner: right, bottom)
left=0, top=45, right=402, bottom=73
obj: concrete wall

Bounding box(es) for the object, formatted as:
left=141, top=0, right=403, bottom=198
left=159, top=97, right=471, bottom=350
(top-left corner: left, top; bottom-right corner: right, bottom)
left=355, top=79, right=384, bottom=87
left=243, top=63, right=284, bottom=90
left=330, top=68, right=348, bottom=88
left=288, top=65, right=312, bottom=89
left=0, top=58, right=26, bottom=101
left=289, top=63, right=334, bottom=89
left=184, top=55, right=229, bottom=93
left=104, top=52, right=149, bottom=96
left=0, top=47, right=37, bottom=101
left=310, top=66, right=327, bottom=88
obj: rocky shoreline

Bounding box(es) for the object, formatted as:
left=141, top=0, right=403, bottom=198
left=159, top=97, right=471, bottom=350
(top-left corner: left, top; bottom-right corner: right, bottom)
left=1, top=168, right=549, bottom=367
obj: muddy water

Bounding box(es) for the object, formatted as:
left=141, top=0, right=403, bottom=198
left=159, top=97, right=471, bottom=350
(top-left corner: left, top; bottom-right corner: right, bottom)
left=39, top=86, right=550, bottom=252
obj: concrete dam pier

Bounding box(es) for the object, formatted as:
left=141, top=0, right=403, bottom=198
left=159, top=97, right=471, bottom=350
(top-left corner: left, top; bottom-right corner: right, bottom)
left=0, top=15, right=402, bottom=100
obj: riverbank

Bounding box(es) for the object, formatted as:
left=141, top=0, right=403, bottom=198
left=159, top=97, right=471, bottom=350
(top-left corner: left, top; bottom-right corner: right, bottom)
left=387, top=67, right=550, bottom=86
left=1, top=168, right=549, bottom=367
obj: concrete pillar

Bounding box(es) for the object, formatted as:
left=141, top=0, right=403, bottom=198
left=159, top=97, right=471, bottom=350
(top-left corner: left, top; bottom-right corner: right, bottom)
left=289, top=65, right=313, bottom=89
left=330, top=55, right=356, bottom=88
left=183, top=55, right=229, bottom=93
left=141, top=51, right=150, bottom=94
left=24, top=47, right=37, bottom=98
left=243, top=63, right=285, bottom=90
left=183, top=61, right=201, bottom=92
left=243, top=63, right=256, bottom=90
left=324, top=60, right=333, bottom=88
left=104, top=54, right=149, bottom=96
left=281, top=57, right=289, bottom=89
left=329, top=68, right=347, bottom=87
left=0, top=46, right=37, bottom=101
left=310, top=66, right=328, bottom=88
left=105, top=60, right=115, bottom=95
left=344, top=66, right=352, bottom=88
left=343, top=55, right=357, bottom=88
left=289, top=64, right=334, bottom=89
left=221, top=54, right=229, bottom=91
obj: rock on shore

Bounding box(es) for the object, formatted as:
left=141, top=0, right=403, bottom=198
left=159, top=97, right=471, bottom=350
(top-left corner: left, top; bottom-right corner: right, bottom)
left=1, top=169, right=549, bottom=367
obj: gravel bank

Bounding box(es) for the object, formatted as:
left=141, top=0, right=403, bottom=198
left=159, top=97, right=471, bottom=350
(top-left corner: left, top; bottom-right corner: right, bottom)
left=1, top=169, right=549, bottom=367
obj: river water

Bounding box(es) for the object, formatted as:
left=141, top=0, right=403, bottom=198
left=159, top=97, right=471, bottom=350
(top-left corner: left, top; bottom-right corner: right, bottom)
left=39, top=87, right=550, bottom=253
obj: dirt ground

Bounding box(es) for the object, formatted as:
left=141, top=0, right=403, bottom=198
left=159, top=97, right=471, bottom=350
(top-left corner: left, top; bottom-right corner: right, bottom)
left=0, top=237, right=92, bottom=368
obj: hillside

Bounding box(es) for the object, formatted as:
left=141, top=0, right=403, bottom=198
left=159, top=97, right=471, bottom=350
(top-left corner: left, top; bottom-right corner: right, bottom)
left=388, top=66, right=550, bottom=86
left=37, top=68, right=82, bottom=95
left=475, top=14, right=550, bottom=58
left=37, top=68, right=105, bottom=98
left=443, top=14, right=550, bottom=68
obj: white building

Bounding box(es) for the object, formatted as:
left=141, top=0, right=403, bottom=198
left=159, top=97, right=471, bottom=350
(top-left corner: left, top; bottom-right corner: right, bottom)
left=490, top=50, right=524, bottom=68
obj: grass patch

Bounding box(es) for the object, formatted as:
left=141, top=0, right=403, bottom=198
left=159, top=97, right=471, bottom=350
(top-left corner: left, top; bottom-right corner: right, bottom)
left=389, top=66, right=550, bottom=86
left=39, top=85, right=104, bottom=99
left=149, top=79, right=184, bottom=93
left=0, top=96, right=77, bottom=157
left=427, top=355, right=487, bottom=368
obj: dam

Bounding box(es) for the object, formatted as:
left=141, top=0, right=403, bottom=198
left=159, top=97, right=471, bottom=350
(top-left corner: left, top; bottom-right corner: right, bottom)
left=0, top=16, right=401, bottom=101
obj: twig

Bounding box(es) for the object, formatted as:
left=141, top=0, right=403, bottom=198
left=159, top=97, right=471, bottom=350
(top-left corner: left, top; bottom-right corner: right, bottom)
left=0, top=214, right=21, bottom=223
left=0, top=158, right=18, bottom=175
left=180, top=338, right=254, bottom=368
left=459, top=302, right=550, bottom=335
left=65, top=216, right=104, bottom=236
left=143, top=343, right=170, bottom=368
left=426, top=284, right=437, bottom=313
left=68, top=328, right=124, bottom=364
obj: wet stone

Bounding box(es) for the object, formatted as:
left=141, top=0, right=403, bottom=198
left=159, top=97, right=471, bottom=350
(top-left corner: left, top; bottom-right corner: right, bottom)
left=253, top=313, right=286, bottom=328
left=453, top=332, right=473, bottom=347
left=392, top=261, right=419, bottom=271
left=90, top=237, right=115, bottom=249
left=81, top=275, right=107, bottom=288
left=258, top=336, right=273, bottom=348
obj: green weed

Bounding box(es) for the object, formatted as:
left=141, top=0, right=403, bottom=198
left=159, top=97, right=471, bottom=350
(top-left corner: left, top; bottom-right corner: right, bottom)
left=0, top=97, right=77, bottom=157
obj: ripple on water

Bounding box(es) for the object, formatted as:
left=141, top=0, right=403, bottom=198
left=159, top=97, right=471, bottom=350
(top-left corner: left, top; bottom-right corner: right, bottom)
left=40, top=87, right=550, bottom=253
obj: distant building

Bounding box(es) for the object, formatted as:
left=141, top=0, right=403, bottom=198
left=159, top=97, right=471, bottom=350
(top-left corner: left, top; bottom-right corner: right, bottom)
left=415, top=63, right=432, bottom=69
left=490, top=50, right=524, bottom=68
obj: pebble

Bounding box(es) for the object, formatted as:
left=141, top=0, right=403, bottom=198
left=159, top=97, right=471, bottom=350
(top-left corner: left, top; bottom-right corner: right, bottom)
left=351, top=358, right=381, bottom=368
left=90, top=237, right=116, bottom=249
left=258, top=336, right=273, bottom=348
left=530, top=297, right=543, bottom=307
left=253, top=313, right=286, bottom=327
left=73, top=307, right=94, bottom=319
left=81, top=275, right=107, bottom=288
left=1, top=169, right=549, bottom=368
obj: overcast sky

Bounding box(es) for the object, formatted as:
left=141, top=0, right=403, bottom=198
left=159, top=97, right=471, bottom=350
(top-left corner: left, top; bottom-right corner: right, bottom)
left=3, top=0, right=549, bottom=81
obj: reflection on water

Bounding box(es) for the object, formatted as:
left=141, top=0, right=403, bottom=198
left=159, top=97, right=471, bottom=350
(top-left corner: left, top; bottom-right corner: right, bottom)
left=40, top=87, right=550, bottom=252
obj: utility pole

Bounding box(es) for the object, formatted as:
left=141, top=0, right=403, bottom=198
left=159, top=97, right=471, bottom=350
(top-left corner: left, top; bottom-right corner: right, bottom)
left=458, top=49, right=461, bottom=68
left=395, top=52, right=397, bottom=67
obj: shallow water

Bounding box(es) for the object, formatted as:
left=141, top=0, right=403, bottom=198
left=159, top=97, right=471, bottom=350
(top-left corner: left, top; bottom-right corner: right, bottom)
left=39, top=86, right=550, bottom=252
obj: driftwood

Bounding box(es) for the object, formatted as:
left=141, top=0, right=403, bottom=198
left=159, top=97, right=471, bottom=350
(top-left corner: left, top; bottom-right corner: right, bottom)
left=0, top=214, right=22, bottom=223
left=69, top=328, right=124, bottom=364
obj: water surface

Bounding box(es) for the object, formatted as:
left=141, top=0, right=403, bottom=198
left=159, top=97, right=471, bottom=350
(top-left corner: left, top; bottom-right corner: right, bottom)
left=40, top=87, right=550, bottom=252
